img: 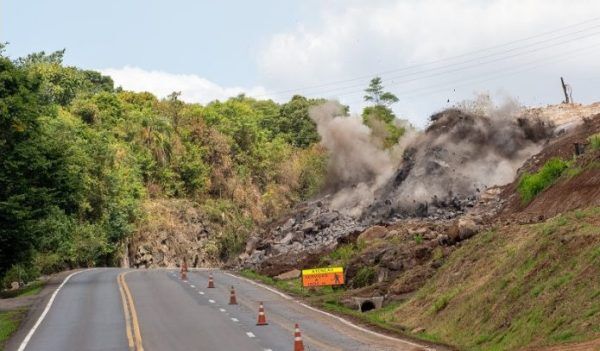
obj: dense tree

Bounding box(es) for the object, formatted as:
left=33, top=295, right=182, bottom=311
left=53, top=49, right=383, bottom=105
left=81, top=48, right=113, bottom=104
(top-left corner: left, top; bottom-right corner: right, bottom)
left=0, top=55, right=48, bottom=276
left=0, top=48, right=329, bottom=283
left=262, top=95, right=325, bottom=148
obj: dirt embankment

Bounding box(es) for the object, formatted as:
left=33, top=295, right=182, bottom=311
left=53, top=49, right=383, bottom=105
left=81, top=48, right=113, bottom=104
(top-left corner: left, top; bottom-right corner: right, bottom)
left=499, top=113, right=600, bottom=223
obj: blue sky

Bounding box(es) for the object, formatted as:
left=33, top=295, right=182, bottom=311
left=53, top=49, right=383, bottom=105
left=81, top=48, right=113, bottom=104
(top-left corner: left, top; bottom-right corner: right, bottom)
left=3, top=0, right=600, bottom=127
left=2, top=0, right=308, bottom=86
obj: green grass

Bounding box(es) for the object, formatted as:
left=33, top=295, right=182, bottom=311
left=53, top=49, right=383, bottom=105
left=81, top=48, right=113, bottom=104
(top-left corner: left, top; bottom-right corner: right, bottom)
left=351, top=266, right=376, bottom=288
left=430, top=289, right=458, bottom=314
left=393, top=206, right=600, bottom=351
left=0, top=281, right=44, bottom=299
left=323, top=242, right=365, bottom=266
left=321, top=299, right=406, bottom=332
left=414, top=234, right=424, bottom=244
left=518, top=158, right=570, bottom=204
left=589, top=133, right=600, bottom=150
left=0, top=309, right=26, bottom=350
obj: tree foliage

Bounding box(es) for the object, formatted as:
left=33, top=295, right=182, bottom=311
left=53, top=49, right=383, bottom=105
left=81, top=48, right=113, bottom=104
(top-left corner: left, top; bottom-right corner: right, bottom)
left=0, top=48, right=327, bottom=282
left=362, top=77, right=404, bottom=148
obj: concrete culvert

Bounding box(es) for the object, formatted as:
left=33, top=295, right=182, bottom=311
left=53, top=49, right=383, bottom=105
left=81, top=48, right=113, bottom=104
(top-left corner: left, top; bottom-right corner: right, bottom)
left=360, top=300, right=376, bottom=312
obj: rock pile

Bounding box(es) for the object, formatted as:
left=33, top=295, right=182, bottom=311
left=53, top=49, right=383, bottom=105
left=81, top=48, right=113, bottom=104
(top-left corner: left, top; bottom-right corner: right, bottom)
left=238, top=196, right=368, bottom=275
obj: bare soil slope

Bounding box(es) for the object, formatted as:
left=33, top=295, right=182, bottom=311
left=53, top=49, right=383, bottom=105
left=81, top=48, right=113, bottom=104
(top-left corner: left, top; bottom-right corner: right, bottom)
left=499, top=114, right=600, bottom=222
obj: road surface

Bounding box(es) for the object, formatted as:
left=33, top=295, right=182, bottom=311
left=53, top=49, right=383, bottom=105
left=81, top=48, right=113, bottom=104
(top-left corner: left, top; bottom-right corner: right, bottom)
left=8, top=268, right=433, bottom=351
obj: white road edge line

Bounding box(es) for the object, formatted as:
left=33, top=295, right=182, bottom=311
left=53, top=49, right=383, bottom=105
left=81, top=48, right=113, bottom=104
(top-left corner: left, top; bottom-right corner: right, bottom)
left=246, top=332, right=256, bottom=338
left=17, top=269, right=89, bottom=351
left=224, top=272, right=292, bottom=300
left=224, top=271, right=435, bottom=351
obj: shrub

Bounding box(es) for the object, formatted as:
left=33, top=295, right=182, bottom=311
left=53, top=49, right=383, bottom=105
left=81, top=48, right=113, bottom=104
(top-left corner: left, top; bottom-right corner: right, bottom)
left=589, top=133, right=600, bottom=150
left=414, top=234, right=424, bottom=244
left=518, top=158, right=570, bottom=203
left=352, top=266, right=376, bottom=288
left=34, top=252, right=65, bottom=275
left=328, top=244, right=359, bottom=266
left=1, top=264, right=39, bottom=290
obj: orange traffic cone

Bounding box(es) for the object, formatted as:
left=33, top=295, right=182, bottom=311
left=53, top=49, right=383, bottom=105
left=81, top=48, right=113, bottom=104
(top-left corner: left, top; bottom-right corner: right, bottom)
left=207, top=273, right=215, bottom=288
left=256, top=302, right=268, bottom=325
left=180, top=259, right=188, bottom=281
left=229, top=286, right=237, bottom=305
left=293, top=323, right=305, bottom=351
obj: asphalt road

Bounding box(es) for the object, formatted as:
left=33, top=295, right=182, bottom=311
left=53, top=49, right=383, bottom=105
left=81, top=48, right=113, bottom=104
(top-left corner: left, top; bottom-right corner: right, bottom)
left=9, top=268, right=432, bottom=351
left=11, top=269, right=128, bottom=351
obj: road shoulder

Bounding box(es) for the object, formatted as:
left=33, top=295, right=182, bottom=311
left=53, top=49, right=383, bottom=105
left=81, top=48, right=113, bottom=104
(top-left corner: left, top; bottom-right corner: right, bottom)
left=229, top=270, right=456, bottom=351
left=3, top=270, right=83, bottom=351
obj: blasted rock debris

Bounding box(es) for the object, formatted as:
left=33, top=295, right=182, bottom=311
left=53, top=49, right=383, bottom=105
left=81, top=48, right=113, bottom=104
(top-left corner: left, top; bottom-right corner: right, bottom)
left=367, top=109, right=554, bottom=222
left=239, top=107, right=553, bottom=273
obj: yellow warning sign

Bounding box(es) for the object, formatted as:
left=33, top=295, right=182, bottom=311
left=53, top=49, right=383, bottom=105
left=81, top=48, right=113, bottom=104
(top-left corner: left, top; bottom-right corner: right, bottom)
left=302, top=267, right=344, bottom=287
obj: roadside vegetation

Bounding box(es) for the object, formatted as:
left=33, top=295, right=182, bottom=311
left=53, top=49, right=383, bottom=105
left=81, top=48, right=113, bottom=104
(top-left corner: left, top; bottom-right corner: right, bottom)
left=0, top=44, right=404, bottom=285
left=0, top=46, right=332, bottom=284
left=0, top=309, right=26, bottom=350
left=240, top=207, right=600, bottom=350
left=589, top=133, right=600, bottom=150
left=394, top=207, right=600, bottom=350
left=518, top=157, right=570, bottom=203
left=0, top=279, right=44, bottom=350
left=0, top=281, right=44, bottom=299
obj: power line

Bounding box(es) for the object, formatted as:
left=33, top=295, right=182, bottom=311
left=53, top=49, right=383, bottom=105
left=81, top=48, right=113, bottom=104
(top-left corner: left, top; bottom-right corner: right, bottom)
left=342, top=41, right=600, bottom=105
left=303, top=29, right=600, bottom=99
left=257, top=16, right=600, bottom=98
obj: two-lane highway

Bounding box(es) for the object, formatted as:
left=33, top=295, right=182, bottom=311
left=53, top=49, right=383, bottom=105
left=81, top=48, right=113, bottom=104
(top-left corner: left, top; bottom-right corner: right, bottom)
left=10, top=268, right=433, bottom=351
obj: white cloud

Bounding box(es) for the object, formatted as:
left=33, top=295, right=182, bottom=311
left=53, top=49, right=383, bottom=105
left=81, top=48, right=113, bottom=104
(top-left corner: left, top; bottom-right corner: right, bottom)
left=99, top=66, right=270, bottom=103
left=258, top=0, right=600, bottom=126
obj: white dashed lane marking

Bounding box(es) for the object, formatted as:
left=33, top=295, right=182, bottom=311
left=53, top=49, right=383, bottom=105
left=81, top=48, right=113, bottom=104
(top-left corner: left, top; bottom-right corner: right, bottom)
left=178, top=273, right=275, bottom=351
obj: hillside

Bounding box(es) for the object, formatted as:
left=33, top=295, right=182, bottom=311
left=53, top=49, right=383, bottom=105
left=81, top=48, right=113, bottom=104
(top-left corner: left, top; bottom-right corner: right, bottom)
left=2, top=45, right=599, bottom=351
left=0, top=49, right=328, bottom=286
left=238, top=107, right=600, bottom=351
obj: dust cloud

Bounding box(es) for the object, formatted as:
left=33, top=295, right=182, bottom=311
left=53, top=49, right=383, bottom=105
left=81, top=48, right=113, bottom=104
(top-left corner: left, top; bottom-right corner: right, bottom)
left=309, top=96, right=554, bottom=218
left=308, top=102, right=394, bottom=216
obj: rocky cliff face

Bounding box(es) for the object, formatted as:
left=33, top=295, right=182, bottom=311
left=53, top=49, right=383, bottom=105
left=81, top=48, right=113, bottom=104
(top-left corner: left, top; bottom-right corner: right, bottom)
left=129, top=199, right=216, bottom=268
